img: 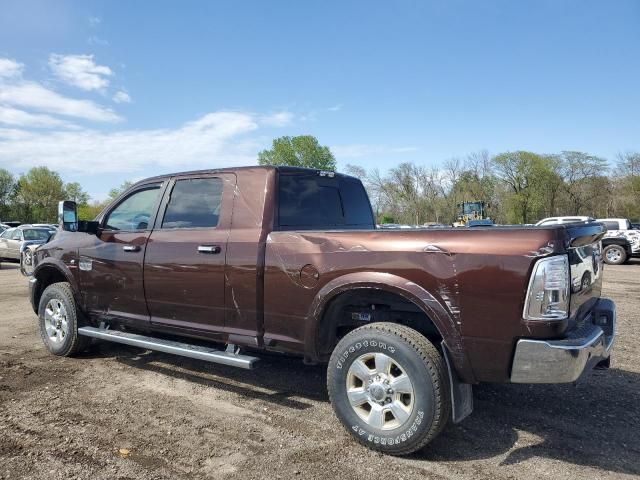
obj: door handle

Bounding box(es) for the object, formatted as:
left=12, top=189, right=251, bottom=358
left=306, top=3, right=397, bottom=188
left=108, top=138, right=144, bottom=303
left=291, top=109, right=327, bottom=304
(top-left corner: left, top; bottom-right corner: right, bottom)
left=197, top=245, right=221, bottom=254
left=123, top=245, right=141, bottom=252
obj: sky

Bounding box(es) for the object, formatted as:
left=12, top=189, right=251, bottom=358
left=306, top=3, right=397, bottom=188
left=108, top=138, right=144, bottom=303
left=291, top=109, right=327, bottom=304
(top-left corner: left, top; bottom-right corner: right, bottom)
left=0, top=0, right=639, bottom=201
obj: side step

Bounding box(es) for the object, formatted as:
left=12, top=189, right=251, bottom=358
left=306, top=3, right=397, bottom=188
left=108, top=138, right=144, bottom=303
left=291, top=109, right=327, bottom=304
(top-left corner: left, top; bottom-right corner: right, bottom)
left=77, top=326, right=259, bottom=369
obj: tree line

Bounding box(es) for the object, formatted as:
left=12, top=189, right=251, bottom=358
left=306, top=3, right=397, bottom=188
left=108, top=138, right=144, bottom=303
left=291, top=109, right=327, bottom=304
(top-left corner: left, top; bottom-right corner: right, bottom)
left=345, top=150, right=639, bottom=225
left=1, top=136, right=639, bottom=225
left=0, top=166, right=132, bottom=223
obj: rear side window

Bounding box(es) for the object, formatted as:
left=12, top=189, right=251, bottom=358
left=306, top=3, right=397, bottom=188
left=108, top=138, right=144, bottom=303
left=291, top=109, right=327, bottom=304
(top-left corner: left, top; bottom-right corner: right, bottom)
left=162, top=177, right=223, bottom=229
left=603, top=221, right=619, bottom=231
left=277, top=173, right=374, bottom=230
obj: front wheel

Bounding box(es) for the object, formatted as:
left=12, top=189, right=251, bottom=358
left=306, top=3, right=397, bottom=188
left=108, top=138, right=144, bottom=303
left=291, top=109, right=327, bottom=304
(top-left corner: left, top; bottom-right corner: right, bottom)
left=603, top=245, right=627, bottom=265
left=38, top=282, right=90, bottom=356
left=327, top=323, right=450, bottom=455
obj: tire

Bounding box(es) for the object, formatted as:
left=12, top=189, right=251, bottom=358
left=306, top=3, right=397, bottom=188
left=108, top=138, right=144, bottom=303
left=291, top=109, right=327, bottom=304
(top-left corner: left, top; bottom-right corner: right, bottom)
left=327, top=323, right=450, bottom=455
left=38, top=282, right=90, bottom=356
left=603, top=245, right=626, bottom=265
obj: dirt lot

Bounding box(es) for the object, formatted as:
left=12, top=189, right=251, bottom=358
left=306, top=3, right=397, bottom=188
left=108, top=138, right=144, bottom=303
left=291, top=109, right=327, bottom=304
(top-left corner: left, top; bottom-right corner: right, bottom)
left=0, top=261, right=639, bottom=480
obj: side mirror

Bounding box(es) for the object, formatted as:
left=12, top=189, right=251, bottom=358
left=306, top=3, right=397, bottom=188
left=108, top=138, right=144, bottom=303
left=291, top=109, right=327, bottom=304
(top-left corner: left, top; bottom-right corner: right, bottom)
left=78, top=220, right=100, bottom=234
left=58, top=201, right=78, bottom=232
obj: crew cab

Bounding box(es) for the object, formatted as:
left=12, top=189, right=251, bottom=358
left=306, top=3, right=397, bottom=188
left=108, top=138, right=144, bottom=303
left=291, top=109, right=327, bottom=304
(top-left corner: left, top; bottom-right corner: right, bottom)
left=27, top=166, right=616, bottom=455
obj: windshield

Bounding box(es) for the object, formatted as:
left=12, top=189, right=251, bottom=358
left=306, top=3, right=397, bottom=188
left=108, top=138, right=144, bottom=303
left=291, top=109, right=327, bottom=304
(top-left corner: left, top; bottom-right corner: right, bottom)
left=22, top=229, right=50, bottom=241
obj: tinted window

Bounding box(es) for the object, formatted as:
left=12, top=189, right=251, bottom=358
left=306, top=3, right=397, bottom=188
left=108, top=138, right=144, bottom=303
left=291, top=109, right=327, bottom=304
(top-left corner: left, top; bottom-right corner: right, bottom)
left=603, top=221, right=619, bottom=231
left=341, top=178, right=374, bottom=226
left=23, top=229, right=50, bottom=240
left=278, top=173, right=373, bottom=230
left=162, top=178, right=223, bottom=228
left=105, top=186, right=161, bottom=231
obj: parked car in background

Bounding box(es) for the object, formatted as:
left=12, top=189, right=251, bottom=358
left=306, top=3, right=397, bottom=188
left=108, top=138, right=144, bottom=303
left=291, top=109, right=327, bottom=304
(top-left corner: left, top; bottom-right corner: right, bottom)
left=596, top=218, right=640, bottom=259
left=632, top=223, right=640, bottom=231
left=0, top=226, right=54, bottom=267
left=535, top=216, right=635, bottom=265
left=535, top=216, right=593, bottom=226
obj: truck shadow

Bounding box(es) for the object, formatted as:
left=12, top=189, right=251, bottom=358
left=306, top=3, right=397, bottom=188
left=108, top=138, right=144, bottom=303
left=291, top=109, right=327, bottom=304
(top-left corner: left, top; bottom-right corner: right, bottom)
left=90, top=342, right=328, bottom=411
left=89, top=342, right=639, bottom=475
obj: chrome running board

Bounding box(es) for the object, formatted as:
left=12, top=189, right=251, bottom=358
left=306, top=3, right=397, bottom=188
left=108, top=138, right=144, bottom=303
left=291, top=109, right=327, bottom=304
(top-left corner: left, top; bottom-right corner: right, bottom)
left=77, top=326, right=259, bottom=369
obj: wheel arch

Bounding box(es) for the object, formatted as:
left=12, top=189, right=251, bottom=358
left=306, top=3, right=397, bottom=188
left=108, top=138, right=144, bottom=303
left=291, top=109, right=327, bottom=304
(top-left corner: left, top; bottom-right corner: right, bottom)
left=31, top=259, right=79, bottom=314
left=304, top=272, right=473, bottom=382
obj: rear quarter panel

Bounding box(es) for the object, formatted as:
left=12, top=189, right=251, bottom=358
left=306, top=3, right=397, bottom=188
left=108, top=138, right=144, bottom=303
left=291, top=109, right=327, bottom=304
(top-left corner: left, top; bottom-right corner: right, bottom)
left=263, top=227, right=568, bottom=383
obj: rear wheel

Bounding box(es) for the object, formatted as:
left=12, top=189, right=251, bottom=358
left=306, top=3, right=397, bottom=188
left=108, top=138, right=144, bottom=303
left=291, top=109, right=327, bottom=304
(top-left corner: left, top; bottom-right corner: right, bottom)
left=38, top=282, right=90, bottom=356
left=603, top=245, right=626, bottom=265
left=327, top=323, right=450, bottom=455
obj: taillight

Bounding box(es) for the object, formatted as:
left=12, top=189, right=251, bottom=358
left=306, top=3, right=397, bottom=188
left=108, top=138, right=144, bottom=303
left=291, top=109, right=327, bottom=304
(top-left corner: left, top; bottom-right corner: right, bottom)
left=523, top=255, right=570, bottom=320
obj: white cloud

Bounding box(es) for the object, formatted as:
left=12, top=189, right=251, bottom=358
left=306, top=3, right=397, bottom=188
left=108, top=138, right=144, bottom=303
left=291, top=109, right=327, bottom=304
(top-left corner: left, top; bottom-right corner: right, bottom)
left=0, top=111, right=283, bottom=174
left=260, top=111, right=293, bottom=127
left=0, top=58, right=24, bottom=78
left=332, top=144, right=419, bottom=158
left=112, top=90, right=131, bottom=103
left=88, top=35, right=110, bottom=47
left=327, top=104, right=343, bottom=112
left=88, top=16, right=101, bottom=27
left=49, top=54, right=113, bottom=91
left=0, top=106, right=76, bottom=128
left=0, top=81, right=121, bottom=122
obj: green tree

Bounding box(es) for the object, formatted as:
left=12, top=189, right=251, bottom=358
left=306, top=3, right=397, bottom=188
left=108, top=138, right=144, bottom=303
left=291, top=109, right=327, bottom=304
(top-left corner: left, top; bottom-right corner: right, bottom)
left=492, top=151, right=556, bottom=224
left=15, top=167, right=66, bottom=223
left=108, top=181, right=134, bottom=200
left=64, top=182, right=90, bottom=205
left=0, top=168, right=16, bottom=220
left=557, top=151, right=609, bottom=215
left=78, top=201, right=106, bottom=221
left=258, top=135, right=336, bottom=170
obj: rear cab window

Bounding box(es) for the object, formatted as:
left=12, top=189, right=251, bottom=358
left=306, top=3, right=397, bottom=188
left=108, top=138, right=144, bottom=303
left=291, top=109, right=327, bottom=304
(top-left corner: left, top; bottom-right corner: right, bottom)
left=277, top=170, right=374, bottom=230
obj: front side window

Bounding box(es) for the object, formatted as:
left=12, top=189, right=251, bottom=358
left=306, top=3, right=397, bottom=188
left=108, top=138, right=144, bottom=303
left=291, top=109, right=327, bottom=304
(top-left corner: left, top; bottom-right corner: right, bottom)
left=162, top=177, right=223, bottom=229
left=104, top=186, right=161, bottom=231
left=11, top=229, right=23, bottom=240
left=0, top=229, right=13, bottom=239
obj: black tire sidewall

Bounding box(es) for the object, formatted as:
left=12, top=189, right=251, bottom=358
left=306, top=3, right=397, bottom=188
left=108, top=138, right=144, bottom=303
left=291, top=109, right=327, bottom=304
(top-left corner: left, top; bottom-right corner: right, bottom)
left=328, top=330, right=438, bottom=453
left=38, top=284, right=79, bottom=356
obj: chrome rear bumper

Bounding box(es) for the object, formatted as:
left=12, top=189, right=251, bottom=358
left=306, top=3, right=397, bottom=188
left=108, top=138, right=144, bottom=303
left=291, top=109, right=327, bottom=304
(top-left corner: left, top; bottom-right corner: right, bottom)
left=511, top=298, right=615, bottom=383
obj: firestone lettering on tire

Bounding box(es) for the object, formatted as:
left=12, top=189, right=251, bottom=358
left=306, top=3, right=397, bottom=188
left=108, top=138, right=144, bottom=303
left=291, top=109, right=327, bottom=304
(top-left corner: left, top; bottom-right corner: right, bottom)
left=351, top=410, right=425, bottom=445
left=336, top=339, right=396, bottom=369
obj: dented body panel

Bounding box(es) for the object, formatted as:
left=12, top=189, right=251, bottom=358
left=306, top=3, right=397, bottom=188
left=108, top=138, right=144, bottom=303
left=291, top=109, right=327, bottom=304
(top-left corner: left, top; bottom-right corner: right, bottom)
left=31, top=166, right=608, bottom=384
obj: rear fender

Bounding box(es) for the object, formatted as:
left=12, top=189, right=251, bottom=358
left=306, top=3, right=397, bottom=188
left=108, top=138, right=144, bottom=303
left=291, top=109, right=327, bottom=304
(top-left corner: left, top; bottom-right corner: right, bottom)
left=304, top=271, right=475, bottom=382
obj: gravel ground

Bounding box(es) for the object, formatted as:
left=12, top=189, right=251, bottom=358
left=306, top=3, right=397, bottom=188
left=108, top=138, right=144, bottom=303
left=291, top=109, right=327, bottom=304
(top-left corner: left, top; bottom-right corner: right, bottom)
left=0, top=260, right=639, bottom=480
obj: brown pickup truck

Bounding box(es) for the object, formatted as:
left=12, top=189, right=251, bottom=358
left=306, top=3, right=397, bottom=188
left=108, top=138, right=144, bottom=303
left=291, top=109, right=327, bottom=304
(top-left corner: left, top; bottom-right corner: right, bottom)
left=28, top=166, right=616, bottom=455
